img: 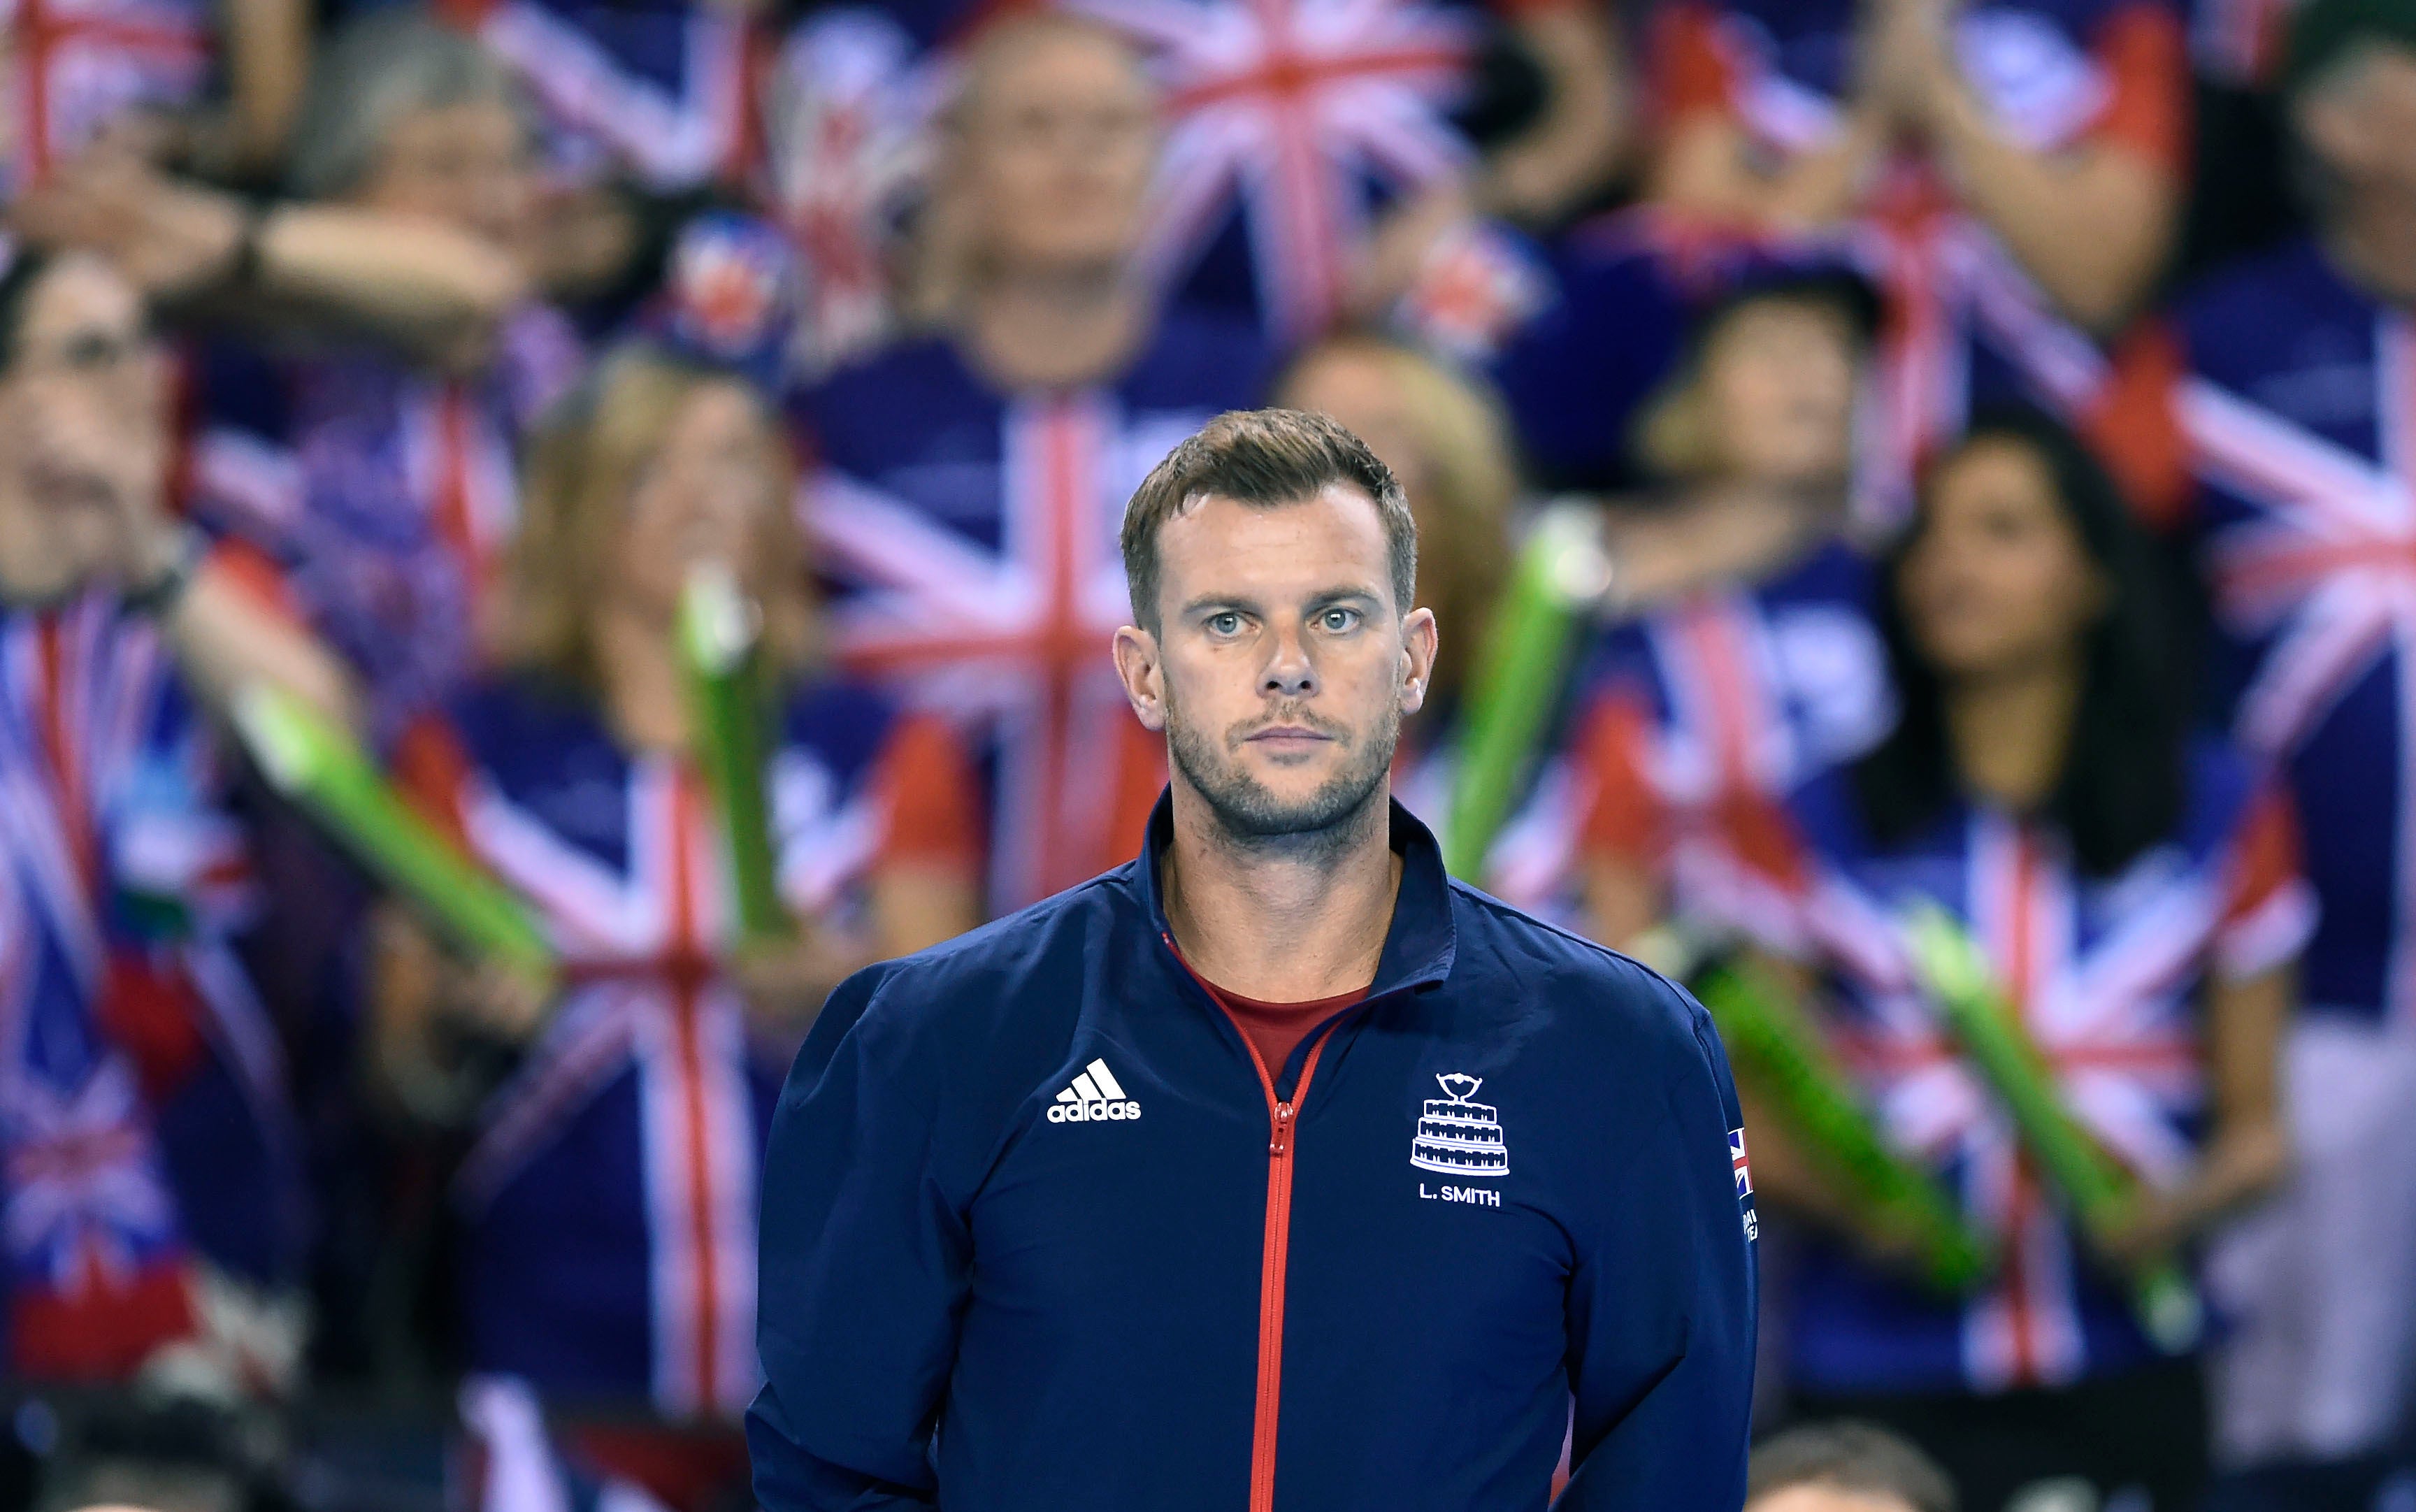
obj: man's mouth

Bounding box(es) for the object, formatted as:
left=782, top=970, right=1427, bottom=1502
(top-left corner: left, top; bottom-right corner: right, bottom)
left=1242, top=724, right=1337, bottom=754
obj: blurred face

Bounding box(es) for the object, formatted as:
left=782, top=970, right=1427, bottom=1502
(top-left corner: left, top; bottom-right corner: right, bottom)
left=356, top=95, right=536, bottom=255
left=1748, top=1488, right=1922, bottom=1512
left=0, top=257, right=168, bottom=603
left=956, top=26, right=1157, bottom=278
left=1281, top=348, right=1434, bottom=503
left=1121, top=486, right=1437, bottom=843
left=1700, top=298, right=1860, bottom=487
left=1897, top=437, right=2106, bottom=684
left=2299, top=46, right=2416, bottom=288
left=605, top=381, right=788, bottom=625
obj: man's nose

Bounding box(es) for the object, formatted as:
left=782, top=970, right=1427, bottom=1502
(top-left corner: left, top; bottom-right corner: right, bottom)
left=1263, top=624, right=1316, bottom=700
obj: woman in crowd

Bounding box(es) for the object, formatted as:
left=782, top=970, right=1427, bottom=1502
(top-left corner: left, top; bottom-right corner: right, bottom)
left=1733, top=412, right=2307, bottom=1511
left=1273, top=329, right=1599, bottom=904
left=377, top=340, right=979, bottom=1510
left=0, top=249, right=347, bottom=1396
left=1274, top=333, right=1514, bottom=759
left=1648, top=0, right=2192, bottom=521
left=1569, top=265, right=1893, bottom=951
left=182, top=9, right=582, bottom=742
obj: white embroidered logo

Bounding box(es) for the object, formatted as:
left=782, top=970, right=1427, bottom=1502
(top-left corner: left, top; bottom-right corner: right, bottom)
left=1046, top=1058, right=1141, bottom=1123
left=1410, top=1073, right=1509, bottom=1176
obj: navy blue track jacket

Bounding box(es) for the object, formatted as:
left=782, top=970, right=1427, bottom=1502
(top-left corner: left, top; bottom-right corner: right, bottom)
left=748, top=798, right=1758, bottom=1511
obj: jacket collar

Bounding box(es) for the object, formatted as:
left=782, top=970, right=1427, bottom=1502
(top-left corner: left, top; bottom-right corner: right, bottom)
left=1133, top=789, right=1460, bottom=1000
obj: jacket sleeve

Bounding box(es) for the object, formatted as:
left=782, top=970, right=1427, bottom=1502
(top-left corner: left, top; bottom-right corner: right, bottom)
left=747, top=964, right=972, bottom=1511
left=1558, top=989, right=1757, bottom=1511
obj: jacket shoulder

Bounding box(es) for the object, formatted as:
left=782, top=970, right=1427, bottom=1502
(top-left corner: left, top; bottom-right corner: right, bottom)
left=1445, top=882, right=1720, bottom=1084
left=817, top=872, right=1134, bottom=1063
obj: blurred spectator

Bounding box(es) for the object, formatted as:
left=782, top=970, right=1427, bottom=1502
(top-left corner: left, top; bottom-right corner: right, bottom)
left=1730, top=412, right=2306, bottom=1512
left=2153, top=0, right=2416, bottom=1497
left=1072, top=0, right=1633, bottom=347
left=1562, top=266, right=1892, bottom=951
left=175, top=10, right=581, bottom=742
left=1274, top=330, right=1579, bottom=901
left=1648, top=0, right=2192, bottom=521
left=1749, top=1420, right=1960, bottom=1512
left=0, top=250, right=352, bottom=1399
left=800, top=12, right=1269, bottom=914
left=376, top=342, right=979, bottom=1508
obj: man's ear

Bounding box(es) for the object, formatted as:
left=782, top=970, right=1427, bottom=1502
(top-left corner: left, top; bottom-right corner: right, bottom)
left=1112, top=621, right=1167, bottom=731
left=1400, top=606, right=1438, bottom=717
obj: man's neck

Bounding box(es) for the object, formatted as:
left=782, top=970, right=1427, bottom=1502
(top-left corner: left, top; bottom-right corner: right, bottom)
left=961, top=260, right=1145, bottom=394
left=1159, top=784, right=1403, bottom=1004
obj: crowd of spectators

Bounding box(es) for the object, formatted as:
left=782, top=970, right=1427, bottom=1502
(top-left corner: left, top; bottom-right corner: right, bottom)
left=2, top=0, right=2414, bottom=1507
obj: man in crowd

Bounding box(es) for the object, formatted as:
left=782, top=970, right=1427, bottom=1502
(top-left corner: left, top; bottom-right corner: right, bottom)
left=800, top=12, right=1270, bottom=912
left=0, top=248, right=345, bottom=1395
left=749, top=408, right=1757, bottom=1509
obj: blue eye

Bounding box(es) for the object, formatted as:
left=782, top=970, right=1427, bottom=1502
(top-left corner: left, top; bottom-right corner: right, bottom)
left=1207, top=612, right=1243, bottom=636
left=1319, top=607, right=1360, bottom=633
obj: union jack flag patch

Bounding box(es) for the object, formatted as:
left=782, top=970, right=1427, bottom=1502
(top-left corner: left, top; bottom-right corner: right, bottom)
left=1731, top=1128, right=1757, bottom=1241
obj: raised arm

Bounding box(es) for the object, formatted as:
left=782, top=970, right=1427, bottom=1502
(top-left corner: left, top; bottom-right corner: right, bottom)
left=14, top=153, right=527, bottom=368
left=1882, top=0, right=2185, bottom=331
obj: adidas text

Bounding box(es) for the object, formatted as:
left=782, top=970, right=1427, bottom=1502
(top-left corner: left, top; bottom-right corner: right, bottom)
left=1047, top=1100, right=1142, bottom=1123
left=1048, top=1058, right=1140, bottom=1123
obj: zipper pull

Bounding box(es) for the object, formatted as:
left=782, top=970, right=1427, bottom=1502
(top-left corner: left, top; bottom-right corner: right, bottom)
left=1270, top=1102, right=1294, bottom=1158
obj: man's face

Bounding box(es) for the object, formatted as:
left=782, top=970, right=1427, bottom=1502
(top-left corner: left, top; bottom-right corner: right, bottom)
left=0, top=257, right=166, bottom=603
left=956, top=27, right=1157, bottom=278
left=1117, top=484, right=1437, bottom=843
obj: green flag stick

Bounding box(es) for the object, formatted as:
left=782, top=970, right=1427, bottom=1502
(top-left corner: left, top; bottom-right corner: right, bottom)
left=1443, top=501, right=1613, bottom=880
left=231, top=684, right=554, bottom=981
left=680, top=563, right=791, bottom=944
left=1903, top=902, right=2203, bottom=1352
left=1692, top=957, right=1993, bottom=1295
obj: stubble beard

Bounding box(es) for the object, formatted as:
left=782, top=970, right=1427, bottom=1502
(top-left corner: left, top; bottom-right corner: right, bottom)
left=1163, top=685, right=1400, bottom=861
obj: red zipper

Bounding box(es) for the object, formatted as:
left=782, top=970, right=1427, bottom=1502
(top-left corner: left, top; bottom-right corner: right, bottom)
left=1164, top=931, right=1330, bottom=1512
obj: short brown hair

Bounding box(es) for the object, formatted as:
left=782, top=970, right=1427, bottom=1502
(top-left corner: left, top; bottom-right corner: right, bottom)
left=1746, top=1422, right=1957, bottom=1512
left=1120, top=408, right=1416, bottom=633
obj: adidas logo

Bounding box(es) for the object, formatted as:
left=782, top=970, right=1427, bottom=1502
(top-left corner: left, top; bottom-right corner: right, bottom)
left=1047, top=1058, right=1142, bottom=1123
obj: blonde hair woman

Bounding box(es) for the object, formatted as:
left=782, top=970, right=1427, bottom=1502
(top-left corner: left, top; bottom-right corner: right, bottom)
left=374, top=344, right=979, bottom=1492
left=1276, top=331, right=1516, bottom=725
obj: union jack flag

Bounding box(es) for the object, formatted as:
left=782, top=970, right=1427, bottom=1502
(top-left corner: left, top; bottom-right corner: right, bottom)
left=420, top=690, right=912, bottom=1416
left=2180, top=318, right=2416, bottom=1025
left=765, top=8, right=943, bottom=377
left=1783, top=797, right=2308, bottom=1390
left=2, top=1058, right=180, bottom=1290
left=2, top=0, right=210, bottom=193
left=1074, top=0, right=1479, bottom=343
left=457, top=0, right=754, bottom=192
left=808, top=395, right=1203, bottom=909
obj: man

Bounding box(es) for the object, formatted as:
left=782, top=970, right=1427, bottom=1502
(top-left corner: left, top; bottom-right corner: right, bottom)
left=2145, top=0, right=2416, bottom=1503
left=0, top=249, right=345, bottom=1394
left=800, top=13, right=1270, bottom=914
left=749, top=408, right=1757, bottom=1509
